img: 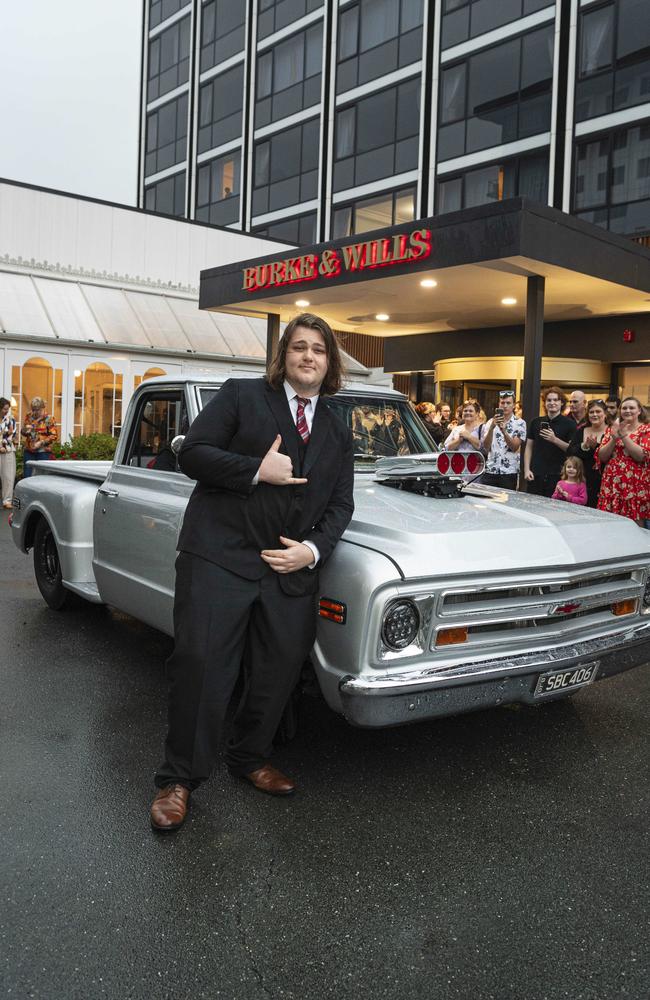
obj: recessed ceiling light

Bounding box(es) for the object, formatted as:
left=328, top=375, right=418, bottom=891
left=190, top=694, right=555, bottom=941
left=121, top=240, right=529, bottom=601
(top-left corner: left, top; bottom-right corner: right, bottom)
left=420, top=278, right=437, bottom=288
left=375, top=313, right=390, bottom=321
left=295, top=299, right=310, bottom=307
left=501, top=297, right=517, bottom=306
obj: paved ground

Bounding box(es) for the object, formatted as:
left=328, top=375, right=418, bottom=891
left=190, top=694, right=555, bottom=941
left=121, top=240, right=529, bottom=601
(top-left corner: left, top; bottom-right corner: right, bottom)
left=1, top=515, right=649, bottom=1000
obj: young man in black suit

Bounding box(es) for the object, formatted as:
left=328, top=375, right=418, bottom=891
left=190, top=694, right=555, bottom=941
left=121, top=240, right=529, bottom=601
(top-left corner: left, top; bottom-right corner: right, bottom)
left=151, top=313, right=355, bottom=831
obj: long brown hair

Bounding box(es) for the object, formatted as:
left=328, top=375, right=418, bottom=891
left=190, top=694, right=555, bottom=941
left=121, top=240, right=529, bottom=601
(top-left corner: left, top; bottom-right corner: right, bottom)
left=267, top=313, right=345, bottom=396
left=561, top=455, right=585, bottom=483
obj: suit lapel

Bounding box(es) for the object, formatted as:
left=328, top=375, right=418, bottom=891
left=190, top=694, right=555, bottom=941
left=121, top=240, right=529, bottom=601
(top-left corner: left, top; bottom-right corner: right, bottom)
left=303, top=399, right=331, bottom=477
left=264, top=384, right=301, bottom=472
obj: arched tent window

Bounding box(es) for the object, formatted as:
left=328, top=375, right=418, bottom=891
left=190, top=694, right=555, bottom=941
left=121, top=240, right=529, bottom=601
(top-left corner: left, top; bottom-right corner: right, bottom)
left=133, top=366, right=166, bottom=390
left=11, top=357, right=62, bottom=429
left=73, top=362, right=123, bottom=438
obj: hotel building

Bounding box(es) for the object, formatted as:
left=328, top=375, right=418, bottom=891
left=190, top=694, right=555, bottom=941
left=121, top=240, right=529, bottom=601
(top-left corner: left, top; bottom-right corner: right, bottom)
left=138, top=0, right=650, bottom=410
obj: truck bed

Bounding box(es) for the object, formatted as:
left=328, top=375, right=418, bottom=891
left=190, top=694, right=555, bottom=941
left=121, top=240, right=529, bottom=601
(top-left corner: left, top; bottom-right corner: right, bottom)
left=29, top=460, right=113, bottom=483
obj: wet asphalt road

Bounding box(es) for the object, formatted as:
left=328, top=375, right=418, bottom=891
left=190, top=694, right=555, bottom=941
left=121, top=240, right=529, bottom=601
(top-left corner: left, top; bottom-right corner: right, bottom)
left=1, top=515, right=649, bottom=1000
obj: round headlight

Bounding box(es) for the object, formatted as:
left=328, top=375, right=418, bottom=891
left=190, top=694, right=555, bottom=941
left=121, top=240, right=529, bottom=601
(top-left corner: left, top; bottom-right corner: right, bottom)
left=382, top=599, right=420, bottom=650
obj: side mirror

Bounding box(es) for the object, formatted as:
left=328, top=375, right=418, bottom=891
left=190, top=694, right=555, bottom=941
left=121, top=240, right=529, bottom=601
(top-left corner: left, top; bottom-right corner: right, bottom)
left=170, top=435, right=185, bottom=455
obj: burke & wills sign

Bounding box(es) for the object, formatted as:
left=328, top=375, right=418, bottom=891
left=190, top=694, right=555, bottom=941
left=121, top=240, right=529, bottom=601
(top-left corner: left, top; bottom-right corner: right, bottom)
left=242, top=227, right=432, bottom=293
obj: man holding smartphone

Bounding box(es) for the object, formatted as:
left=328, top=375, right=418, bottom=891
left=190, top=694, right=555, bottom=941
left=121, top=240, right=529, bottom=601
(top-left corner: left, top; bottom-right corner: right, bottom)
left=481, top=391, right=526, bottom=490
left=523, top=386, right=574, bottom=497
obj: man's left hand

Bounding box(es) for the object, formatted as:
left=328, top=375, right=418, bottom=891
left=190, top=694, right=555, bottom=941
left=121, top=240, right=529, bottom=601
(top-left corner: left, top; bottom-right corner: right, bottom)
left=261, top=537, right=314, bottom=573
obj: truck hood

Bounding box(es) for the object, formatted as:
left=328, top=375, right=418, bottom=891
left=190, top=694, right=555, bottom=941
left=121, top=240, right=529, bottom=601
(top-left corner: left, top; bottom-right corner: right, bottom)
left=347, top=477, right=650, bottom=578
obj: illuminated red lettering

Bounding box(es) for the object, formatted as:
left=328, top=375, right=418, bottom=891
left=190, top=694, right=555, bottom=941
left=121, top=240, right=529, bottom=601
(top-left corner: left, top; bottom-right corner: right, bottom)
left=256, top=264, right=272, bottom=288
left=300, top=255, right=317, bottom=280
left=393, top=234, right=409, bottom=261
left=242, top=267, right=257, bottom=291
left=286, top=258, right=302, bottom=281
left=378, top=239, right=393, bottom=265
left=342, top=243, right=367, bottom=271
left=408, top=228, right=432, bottom=260
left=319, top=249, right=341, bottom=278
left=270, top=260, right=286, bottom=286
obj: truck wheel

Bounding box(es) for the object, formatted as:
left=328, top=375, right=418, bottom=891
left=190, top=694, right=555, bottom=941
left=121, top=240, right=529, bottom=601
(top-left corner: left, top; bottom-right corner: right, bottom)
left=33, top=518, right=70, bottom=610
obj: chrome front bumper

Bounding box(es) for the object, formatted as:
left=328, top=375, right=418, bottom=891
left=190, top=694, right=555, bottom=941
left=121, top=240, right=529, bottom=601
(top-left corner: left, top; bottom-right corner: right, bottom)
left=338, top=622, right=650, bottom=727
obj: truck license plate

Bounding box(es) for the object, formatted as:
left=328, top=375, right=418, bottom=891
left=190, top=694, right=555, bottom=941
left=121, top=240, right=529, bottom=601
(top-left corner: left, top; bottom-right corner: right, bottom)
left=534, top=661, right=599, bottom=697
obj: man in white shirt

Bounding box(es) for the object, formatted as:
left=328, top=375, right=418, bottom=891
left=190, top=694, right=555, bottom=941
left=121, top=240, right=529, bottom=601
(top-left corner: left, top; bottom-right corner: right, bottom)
left=481, top=391, right=526, bottom=490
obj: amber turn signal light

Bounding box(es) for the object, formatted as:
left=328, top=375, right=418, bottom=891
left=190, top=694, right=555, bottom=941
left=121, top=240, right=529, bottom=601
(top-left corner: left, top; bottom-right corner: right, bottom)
left=611, top=599, right=637, bottom=616
left=435, top=626, right=468, bottom=647
left=319, top=597, right=346, bottom=624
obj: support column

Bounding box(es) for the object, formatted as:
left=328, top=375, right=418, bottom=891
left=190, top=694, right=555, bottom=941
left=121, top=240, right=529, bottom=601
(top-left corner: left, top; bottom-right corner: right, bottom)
left=266, top=312, right=280, bottom=370
left=522, top=276, right=545, bottom=427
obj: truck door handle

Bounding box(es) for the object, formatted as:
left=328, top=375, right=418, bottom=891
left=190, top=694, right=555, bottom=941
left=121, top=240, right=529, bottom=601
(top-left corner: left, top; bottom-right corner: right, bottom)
left=98, top=487, right=119, bottom=497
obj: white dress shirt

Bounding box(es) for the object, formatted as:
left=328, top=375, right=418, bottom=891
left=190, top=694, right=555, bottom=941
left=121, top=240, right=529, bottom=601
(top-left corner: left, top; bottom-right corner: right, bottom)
left=284, top=380, right=318, bottom=432
left=252, top=381, right=320, bottom=567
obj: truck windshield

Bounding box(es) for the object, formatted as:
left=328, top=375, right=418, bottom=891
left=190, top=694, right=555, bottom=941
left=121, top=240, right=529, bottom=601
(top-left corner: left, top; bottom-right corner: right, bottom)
left=199, top=387, right=435, bottom=465
left=327, top=395, right=436, bottom=464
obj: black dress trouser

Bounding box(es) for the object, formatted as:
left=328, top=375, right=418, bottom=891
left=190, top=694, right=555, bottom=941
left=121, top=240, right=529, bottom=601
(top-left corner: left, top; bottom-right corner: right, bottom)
left=155, top=552, right=317, bottom=791
left=526, top=474, right=560, bottom=498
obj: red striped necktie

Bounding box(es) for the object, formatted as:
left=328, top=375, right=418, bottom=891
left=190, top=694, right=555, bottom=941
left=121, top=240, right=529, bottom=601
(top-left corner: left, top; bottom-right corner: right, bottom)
left=296, top=396, right=310, bottom=444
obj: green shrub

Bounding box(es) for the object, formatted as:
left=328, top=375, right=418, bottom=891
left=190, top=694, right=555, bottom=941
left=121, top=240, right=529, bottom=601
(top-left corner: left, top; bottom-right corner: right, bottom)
left=51, top=433, right=117, bottom=461
left=17, top=434, right=117, bottom=479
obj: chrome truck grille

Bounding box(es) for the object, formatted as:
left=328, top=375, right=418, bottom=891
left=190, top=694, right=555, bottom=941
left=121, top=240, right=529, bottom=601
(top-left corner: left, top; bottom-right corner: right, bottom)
left=431, top=564, right=647, bottom=654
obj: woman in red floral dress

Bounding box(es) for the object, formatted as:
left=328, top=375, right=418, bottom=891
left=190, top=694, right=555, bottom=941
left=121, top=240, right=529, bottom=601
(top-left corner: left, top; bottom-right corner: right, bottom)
left=596, top=396, right=650, bottom=523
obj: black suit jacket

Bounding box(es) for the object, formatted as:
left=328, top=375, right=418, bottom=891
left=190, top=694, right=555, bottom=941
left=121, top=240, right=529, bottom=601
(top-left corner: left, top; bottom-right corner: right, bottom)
left=177, top=378, right=355, bottom=596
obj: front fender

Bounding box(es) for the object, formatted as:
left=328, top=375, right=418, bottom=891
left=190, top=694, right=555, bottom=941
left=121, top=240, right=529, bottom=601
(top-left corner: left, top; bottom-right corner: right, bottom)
left=312, top=540, right=402, bottom=715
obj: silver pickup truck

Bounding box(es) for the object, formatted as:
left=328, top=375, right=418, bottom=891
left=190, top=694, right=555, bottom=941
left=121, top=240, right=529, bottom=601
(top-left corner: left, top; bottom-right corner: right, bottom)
left=11, top=375, right=650, bottom=727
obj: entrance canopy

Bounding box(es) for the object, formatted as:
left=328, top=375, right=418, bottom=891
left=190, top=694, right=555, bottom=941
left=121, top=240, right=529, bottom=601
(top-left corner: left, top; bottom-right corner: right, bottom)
left=200, top=198, right=650, bottom=336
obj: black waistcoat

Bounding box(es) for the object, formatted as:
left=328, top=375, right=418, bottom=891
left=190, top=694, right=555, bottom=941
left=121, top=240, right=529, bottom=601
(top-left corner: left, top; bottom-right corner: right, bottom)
left=243, top=424, right=309, bottom=559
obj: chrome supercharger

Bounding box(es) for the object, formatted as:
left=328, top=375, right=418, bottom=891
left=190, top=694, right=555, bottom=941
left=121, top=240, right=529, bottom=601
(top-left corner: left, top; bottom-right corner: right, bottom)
left=373, top=450, right=485, bottom=497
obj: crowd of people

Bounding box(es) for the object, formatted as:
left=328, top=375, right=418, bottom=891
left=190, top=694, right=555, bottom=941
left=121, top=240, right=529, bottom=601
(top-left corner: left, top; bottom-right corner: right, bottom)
left=2, top=388, right=650, bottom=530
left=0, top=395, right=58, bottom=508
left=416, top=388, right=650, bottom=526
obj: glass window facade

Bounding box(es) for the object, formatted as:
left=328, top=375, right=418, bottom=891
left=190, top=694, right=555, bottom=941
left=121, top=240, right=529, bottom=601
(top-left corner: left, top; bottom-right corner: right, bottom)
left=198, top=64, right=245, bottom=153
left=437, top=152, right=549, bottom=212
left=574, top=124, right=650, bottom=236
left=575, top=0, right=650, bottom=122
left=256, top=24, right=322, bottom=127
left=145, top=94, right=188, bottom=176
left=149, top=0, right=190, bottom=30
left=196, top=150, right=241, bottom=225
left=253, top=212, right=317, bottom=244
left=258, top=0, right=323, bottom=41
left=332, top=186, right=416, bottom=238
left=336, top=0, right=424, bottom=94
left=334, top=77, right=421, bottom=192
left=147, top=16, right=191, bottom=102
left=252, top=118, right=320, bottom=215
left=200, top=0, right=246, bottom=71
left=144, top=172, right=186, bottom=217
left=441, top=0, right=553, bottom=49
left=438, top=24, right=554, bottom=161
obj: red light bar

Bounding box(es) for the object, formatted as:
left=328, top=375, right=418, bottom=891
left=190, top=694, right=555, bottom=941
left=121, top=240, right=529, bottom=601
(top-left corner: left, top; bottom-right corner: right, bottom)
left=451, top=453, right=465, bottom=475
left=437, top=453, right=450, bottom=475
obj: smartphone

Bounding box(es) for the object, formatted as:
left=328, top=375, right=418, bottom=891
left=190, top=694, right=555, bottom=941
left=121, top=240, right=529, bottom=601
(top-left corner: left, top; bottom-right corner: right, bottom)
left=539, top=420, right=550, bottom=431
left=494, top=407, right=504, bottom=418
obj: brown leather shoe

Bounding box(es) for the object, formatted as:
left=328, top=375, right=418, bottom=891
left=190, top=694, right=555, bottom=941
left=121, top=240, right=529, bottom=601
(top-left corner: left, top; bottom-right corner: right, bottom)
left=243, top=765, right=296, bottom=796
left=150, top=784, right=190, bottom=831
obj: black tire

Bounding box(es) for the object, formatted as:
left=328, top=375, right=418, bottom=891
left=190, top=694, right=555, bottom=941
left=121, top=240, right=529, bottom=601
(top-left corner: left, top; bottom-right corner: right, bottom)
left=33, top=518, right=71, bottom=610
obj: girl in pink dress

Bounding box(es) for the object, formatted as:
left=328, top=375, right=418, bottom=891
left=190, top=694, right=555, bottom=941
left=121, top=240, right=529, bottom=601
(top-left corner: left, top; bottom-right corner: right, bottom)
left=552, top=456, right=588, bottom=505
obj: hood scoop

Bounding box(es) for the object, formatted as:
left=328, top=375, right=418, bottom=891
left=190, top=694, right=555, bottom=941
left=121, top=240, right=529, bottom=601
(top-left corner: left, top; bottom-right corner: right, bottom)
left=374, top=451, right=484, bottom=498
